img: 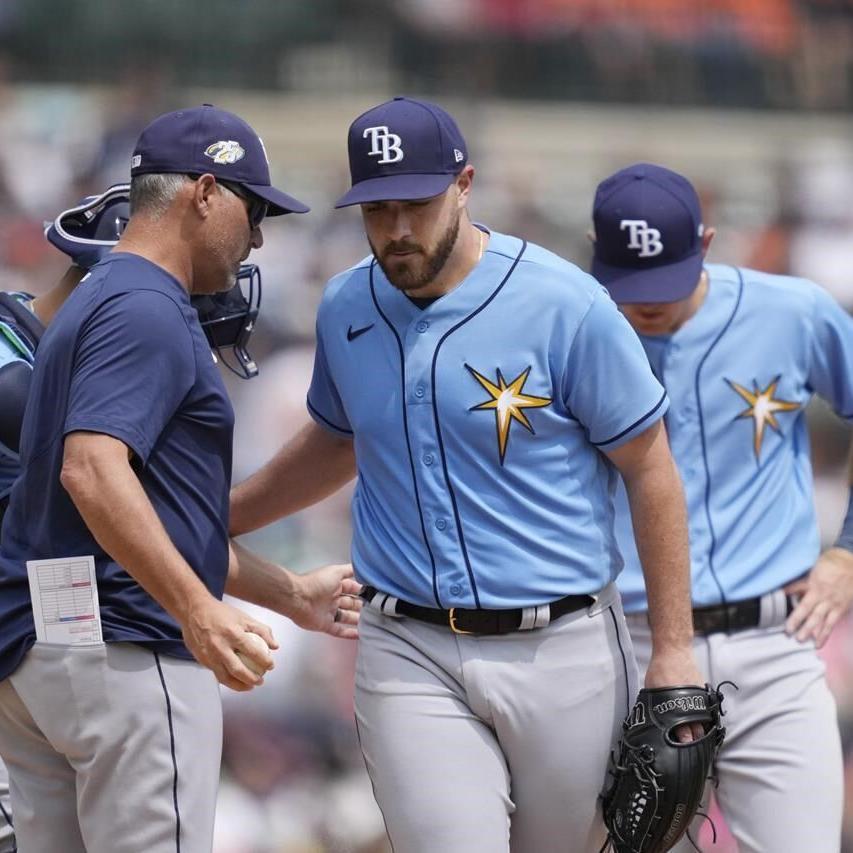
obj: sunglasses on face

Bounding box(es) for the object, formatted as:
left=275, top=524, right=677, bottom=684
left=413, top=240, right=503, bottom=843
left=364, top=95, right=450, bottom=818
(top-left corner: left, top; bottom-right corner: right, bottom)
left=218, top=180, right=269, bottom=229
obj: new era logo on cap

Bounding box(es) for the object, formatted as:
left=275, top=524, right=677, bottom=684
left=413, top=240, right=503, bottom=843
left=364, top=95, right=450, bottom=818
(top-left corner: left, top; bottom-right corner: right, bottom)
left=591, top=163, right=705, bottom=304
left=335, top=96, right=468, bottom=208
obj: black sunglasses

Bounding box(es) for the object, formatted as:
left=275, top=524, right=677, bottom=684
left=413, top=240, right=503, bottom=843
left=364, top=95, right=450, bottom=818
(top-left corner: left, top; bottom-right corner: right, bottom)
left=218, top=180, right=269, bottom=229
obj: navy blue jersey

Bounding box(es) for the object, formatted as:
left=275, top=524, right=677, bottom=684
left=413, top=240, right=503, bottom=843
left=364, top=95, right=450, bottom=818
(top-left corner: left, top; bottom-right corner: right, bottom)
left=0, top=254, right=234, bottom=679
left=308, top=228, right=667, bottom=608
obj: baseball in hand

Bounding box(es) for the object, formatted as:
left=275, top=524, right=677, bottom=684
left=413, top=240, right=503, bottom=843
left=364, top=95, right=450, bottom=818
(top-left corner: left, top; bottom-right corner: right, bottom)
left=234, top=632, right=273, bottom=677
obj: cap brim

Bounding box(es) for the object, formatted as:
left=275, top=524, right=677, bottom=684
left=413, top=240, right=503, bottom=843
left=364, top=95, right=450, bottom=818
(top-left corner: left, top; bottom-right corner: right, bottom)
left=334, top=173, right=455, bottom=208
left=592, top=252, right=703, bottom=304
left=244, top=183, right=310, bottom=215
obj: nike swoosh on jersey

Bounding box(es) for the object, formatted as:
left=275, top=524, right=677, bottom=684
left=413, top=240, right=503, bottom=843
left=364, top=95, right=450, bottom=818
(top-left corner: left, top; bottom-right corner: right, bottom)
left=347, top=323, right=375, bottom=342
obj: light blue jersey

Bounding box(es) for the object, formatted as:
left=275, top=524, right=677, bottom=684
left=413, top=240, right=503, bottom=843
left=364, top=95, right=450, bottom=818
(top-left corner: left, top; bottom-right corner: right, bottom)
left=616, top=263, right=853, bottom=612
left=308, top=228, right=668, bottom=609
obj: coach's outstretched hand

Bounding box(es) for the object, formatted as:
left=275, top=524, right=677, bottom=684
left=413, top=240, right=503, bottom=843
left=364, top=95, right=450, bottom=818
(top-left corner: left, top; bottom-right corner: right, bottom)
left=284, top=563, right=362, bottom=640
left=785, top=547, right=853, bottom=648
left=182, top=595, right=279, bottom=692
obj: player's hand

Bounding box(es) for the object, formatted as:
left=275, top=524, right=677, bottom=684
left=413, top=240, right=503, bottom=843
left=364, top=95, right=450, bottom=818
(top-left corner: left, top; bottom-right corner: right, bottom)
left=181, top=594, right=279, bottom=692
left=644, top=647, right=706, bottom=743
left=284, top=563, right=362, bottom=639
left=785, top=547, right=853, bottom=648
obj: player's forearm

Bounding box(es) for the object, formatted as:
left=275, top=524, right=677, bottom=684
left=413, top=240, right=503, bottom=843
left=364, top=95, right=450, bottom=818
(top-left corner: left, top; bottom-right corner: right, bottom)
left=830, top=439, right=853, bottom=552
left=225, top=539, right=299, bottom=613
left=30, top=266, right=85, bottom=326
left=61, top=434, right=212, bottom=624
left=229, top=421, right=356, bottom=535
left=610, top=423, right=693, bottom=653
left=623, top=454, right=693, bottom=652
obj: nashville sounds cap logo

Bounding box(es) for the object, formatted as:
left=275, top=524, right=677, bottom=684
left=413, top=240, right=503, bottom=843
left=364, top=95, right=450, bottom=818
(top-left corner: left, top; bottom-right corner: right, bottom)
left=204, top=140, right=246, bottom=165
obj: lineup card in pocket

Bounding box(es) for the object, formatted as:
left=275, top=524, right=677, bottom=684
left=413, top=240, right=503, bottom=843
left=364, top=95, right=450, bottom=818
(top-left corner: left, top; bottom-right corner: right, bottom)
left=26, top=555, right=103, bottom=645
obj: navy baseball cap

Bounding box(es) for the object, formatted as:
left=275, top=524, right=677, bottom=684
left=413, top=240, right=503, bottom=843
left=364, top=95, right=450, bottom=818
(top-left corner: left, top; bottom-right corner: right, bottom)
left=591, top=163, right=704, bottom=304
left=334, top=96, right=468, bottom=208
left=131, top=104, right=309, bottom=216
left=45, top=183, right=130, bottom=268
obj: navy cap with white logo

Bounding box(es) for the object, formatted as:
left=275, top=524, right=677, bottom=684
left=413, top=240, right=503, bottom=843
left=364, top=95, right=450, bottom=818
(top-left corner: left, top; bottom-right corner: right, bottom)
left=131, top=104, right=309, bottom=215
left=334, top=96, right=468, bottom=208
left=591, top=163, right=704, bottom=304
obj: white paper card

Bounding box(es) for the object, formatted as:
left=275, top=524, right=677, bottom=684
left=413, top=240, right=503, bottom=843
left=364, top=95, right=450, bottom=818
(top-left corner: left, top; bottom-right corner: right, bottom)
left=26, top=555, right=103, bottom=645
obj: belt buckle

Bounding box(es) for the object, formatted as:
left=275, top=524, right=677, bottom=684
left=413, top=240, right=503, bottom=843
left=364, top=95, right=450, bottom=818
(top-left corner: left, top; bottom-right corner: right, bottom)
left=448, top=608, right=473, bottom=635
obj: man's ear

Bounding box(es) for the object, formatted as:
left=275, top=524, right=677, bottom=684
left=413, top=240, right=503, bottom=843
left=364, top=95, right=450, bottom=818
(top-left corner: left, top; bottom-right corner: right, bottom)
left=701, top=226, right=716, bottom=257
left=192, top=174, right=218, bottom=220
left=586, top=229, right=596, bottom=245
left=455, top=165, right=475, bottom=207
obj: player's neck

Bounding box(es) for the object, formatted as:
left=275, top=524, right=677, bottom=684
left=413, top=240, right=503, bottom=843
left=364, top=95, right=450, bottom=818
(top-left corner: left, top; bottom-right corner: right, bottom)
left=407, top=223, right=488, bottom=300
left=114, top=217, right=193, bottom=292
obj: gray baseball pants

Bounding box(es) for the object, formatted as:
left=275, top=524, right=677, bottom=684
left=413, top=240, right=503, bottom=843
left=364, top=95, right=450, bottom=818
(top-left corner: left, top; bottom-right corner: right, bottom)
left=627, top=602, right=843, bottom=853
left=0, top=642, right=222, bottom=853
left=355, top=583, right=638, bottom=853
left=0, top=758, right=13, bottom=852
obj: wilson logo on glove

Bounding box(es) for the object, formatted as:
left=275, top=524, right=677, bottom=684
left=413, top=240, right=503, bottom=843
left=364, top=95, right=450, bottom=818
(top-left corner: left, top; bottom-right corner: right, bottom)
left=652, top=695, right=707, bottom=716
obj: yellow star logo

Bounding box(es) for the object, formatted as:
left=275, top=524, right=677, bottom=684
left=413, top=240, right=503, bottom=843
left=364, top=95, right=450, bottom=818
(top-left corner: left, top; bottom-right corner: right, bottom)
left=466, top=364, right=552, bottom=464
left=726, top=375, right=800, bottom=460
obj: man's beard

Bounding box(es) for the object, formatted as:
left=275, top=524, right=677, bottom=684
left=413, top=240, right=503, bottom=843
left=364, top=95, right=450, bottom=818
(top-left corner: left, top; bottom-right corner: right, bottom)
left=371, top=212, right=460, bottom=292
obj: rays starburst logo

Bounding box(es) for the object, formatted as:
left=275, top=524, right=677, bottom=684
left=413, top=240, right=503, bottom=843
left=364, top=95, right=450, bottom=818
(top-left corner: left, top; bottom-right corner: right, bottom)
left=466, top=364, right=552, bottom=465
left=726, top=375, right=800, bottom=461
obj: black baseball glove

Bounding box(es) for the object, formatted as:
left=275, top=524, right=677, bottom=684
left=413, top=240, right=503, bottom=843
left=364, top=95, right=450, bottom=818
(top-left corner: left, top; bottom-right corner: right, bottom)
left=599, top=683, right=729, bottom=853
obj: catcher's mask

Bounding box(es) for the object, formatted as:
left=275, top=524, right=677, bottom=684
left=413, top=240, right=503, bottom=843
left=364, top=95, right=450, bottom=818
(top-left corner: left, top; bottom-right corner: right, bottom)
left=45, top=184, right=262, bottom=379
left=191, top=264, right=262, bottom=379
left=45, top=183, right=131, bottom=269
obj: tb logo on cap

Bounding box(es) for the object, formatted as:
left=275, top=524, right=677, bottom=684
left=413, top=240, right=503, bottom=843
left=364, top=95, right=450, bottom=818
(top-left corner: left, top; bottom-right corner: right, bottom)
left=620, top=219, right=663, bottom=258
left=363, top=126, right=404, bottom=164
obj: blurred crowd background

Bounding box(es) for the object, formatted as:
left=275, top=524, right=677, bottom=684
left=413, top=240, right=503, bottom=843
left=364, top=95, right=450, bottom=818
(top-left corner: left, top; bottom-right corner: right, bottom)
left=1, top=1, right=852, bottom=850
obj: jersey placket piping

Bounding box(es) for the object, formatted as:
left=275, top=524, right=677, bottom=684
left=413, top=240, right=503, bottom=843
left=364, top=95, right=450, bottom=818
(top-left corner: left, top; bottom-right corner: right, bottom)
left=695, top=267, right=745, bottom=607
left=370, top=261, right=443, bottom=608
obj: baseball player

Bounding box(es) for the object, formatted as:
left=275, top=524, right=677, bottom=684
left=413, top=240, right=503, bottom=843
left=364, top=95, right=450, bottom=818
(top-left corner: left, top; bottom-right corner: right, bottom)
left=590, top=162, right=853, bottom=852
left=230, top=97, right=703, bottom=852
left=0, top=105, right=359, bottom=853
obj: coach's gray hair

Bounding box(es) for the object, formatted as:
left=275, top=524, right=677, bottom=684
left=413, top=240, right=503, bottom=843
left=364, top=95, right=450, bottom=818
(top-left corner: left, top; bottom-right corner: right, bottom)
left=129, top=173, right=192, bottom=217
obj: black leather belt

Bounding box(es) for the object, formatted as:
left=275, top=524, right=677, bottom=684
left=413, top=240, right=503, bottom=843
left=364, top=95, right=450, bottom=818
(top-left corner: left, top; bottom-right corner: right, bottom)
left=692, top=594, right=796, bottom=636
left=361, top=585, right=594, bottom=636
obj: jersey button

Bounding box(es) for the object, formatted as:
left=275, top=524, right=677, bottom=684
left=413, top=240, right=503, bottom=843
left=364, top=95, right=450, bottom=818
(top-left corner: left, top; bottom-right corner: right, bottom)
left=415, top=385, right=425, bottom=398
left=416, top=320, right=429, bottom=333
left=450, top=584, right=462, bottom=596
left=423, top=453, right=434, bottom=466
left=435, top=518, right=447, bottom=531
